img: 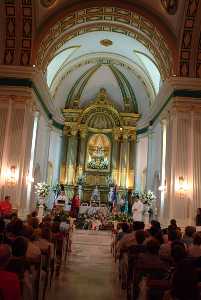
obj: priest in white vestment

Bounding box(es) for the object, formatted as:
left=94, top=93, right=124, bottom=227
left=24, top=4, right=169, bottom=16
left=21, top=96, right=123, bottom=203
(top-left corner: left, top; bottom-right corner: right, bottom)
left=132, top=198, right=144, bottom=221
left=56, top=191, right=68, bottom=207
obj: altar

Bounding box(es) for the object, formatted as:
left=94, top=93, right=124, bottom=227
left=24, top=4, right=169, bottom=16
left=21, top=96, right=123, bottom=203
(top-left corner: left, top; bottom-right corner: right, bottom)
left=60, top=88, right=139, bottom=202
left=64, top=204, right=108, bottom=216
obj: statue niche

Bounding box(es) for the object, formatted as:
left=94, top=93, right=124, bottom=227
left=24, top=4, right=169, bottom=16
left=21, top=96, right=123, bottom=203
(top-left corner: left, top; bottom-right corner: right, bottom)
left=86, top=134, right=111, bottom=172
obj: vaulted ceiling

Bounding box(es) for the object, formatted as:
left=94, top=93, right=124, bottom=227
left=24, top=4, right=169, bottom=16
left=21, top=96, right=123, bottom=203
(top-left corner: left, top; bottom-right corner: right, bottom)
left=35, top=2, right=179, bottom=115
left=2, top=0, right=201, bottom=119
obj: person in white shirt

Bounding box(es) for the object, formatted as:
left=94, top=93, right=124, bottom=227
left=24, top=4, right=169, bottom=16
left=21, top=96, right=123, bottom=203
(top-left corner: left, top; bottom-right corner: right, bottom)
left=56, top=191, right=68, bottom=207
left=132, top=198, right=144, bottom=221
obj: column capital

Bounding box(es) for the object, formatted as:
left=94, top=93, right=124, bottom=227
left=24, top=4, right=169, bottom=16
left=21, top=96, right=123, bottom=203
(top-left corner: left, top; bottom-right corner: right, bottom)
left=79, top=125, right=88, bottom=138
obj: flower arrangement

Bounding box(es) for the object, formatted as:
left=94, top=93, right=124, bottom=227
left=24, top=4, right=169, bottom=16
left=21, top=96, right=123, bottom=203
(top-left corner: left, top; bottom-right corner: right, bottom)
left=132, top=190, right=156, bottom=207
left=34, top=182, right=50, bottom=197
left=109, top=213, right=133, bottom=223
left=87, top=158, right=109, bottom=170
left=77, top=173, right=86, bottom=186
left=141, top=190, right=156, bottom=206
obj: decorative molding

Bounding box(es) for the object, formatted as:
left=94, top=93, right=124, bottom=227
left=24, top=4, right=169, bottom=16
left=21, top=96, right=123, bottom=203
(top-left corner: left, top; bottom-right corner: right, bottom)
left=0, top=77, right=64, bottom=130
left=100, top=39, right=113, bottom=47
left=66, top=62, right=138, bottom=112
left=51, top=53, right=155, bottom=103
left=40, top=0, right=56, bottom=8
left=161, top=0, right=178, bottom=15
left=3, top=0, right=33, bottom=66
left=179, top=0, right=200, bottom=77
left=36, top=7, right=172, bottom=78
left=4, top=1, right=16, bottom=65
left=63, top=88, right=139, bottom=137
left=20, top=0, right=33, bottom=66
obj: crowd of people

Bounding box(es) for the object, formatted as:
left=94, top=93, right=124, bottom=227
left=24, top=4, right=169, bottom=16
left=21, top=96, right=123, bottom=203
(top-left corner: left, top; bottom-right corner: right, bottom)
left=113, top=219, right=201, bottom=300
left=0, top=204, right=72, bottom=300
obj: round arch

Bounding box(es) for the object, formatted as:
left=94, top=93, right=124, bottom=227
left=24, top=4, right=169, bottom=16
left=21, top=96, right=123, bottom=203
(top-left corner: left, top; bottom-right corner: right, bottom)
left=33, top=1, right=177, bottom=77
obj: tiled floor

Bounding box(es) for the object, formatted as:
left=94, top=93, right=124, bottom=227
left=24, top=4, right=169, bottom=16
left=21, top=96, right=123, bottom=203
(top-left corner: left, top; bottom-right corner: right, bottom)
left=49, top=230, right=126, bottom=300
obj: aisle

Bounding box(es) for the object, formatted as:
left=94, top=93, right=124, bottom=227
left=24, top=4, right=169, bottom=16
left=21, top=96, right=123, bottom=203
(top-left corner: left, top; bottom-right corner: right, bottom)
left=49, top=230, right=125, bottom=300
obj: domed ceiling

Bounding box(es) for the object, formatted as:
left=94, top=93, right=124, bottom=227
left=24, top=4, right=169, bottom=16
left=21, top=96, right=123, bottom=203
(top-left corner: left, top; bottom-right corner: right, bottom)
left=35, top=3, right=179, bottom=120
left=45, top=31, right=162, bottom=116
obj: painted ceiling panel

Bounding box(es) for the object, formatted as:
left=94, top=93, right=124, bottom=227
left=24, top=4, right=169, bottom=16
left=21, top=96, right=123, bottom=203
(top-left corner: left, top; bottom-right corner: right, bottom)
left=46, top=31, right=162, bottom=114
left=80, top=65, right=124, bottom=109
left=47, top=46, right=80, bottom=87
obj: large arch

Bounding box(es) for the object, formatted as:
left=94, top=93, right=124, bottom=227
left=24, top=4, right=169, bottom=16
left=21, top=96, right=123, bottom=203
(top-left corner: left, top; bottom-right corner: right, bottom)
left=33, top=1, right=177, bottom=77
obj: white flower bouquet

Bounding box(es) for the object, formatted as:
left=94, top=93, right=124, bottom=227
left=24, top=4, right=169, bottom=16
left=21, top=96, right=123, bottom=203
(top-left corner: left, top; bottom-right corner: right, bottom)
left=34, top=182, right=50, bottom=197
left=141, top=190, right=156, bottom=206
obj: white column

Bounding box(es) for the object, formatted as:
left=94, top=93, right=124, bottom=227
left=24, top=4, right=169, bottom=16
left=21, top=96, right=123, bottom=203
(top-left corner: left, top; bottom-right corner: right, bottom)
left=146, top=126, right=153, bottom=190
left=45, top=121, right=53, bottom=182
left=164, top=105, right=192, bottom=226
left=159, top=118, right=167, bottom=222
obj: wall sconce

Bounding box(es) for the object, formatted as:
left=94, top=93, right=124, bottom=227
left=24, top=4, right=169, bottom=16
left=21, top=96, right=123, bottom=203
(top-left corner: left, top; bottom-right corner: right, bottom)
left=5, top=165, right=19, bottom=185
left=159, top=179, right=167, bottom=192
left=175, top=176, right=190, bottom=192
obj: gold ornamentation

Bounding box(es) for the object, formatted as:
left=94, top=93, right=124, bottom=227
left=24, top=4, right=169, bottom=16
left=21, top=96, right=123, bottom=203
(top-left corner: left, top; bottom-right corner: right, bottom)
left=100, top=39, right=113, bottom=47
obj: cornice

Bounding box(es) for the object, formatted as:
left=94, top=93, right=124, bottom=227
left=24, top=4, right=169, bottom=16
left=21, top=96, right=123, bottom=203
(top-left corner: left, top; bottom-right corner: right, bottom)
left=0, top=72, right=64, bottom=130
left=137, top=77, right=201, bottom=135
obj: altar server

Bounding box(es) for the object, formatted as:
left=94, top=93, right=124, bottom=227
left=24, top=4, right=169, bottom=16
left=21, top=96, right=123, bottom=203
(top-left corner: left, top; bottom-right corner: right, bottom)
left=132, top=197, right=144, bottom=221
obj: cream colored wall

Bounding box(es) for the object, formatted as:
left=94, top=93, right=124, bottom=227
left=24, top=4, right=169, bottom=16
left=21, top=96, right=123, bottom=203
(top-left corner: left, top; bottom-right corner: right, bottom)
left=146, top=122, right=162, bottom=193
left=34, top=115, right=50, bottom=183
left=135, top=135, right=148, bottom=192
left=33, top=116, right=62, bottom=209
left=0, top=92, right=35, bottom=215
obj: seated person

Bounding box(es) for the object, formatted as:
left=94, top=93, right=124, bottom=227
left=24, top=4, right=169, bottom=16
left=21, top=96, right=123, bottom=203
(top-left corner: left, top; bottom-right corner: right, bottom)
left=33, top=227, right=54, bottom=259
left=163, top=260, right=199, bottom=300
left=116, top=222, right=130, bottom=242
left=6, top=236, right=30, bottom=279
left=159, top=230, right=179, bottom=261
left=136, top=238, right=167, bottom=277
left=188, top=232, right=201, bottom=257
left=21, top=225, right=41, bottom=261
left=168, top=219, right=178, bottom=231
left=0, top=195, right=12, bottom=217
left=117, top=221, right=145, bottom=256
left=182, top=226, right=196, bottom=247
left=0, top=244, right=21, bottom=300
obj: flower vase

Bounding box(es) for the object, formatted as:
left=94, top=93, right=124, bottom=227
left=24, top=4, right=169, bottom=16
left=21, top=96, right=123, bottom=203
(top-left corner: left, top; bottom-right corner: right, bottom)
left=78, top=185, right=82, bottom=201
left=38, top=196, right=45, bottom=223
left=151, top=199, right=157, bottom=220
left=144, top=204, right=149, bottom=226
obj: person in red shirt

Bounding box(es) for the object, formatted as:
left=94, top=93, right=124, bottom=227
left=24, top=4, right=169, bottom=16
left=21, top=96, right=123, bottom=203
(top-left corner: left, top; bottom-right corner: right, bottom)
left=71, top=193, right=80, bottom=218
left=0, top=195, right=12, bottom=217
left=0, top=244, right=21, bottom=300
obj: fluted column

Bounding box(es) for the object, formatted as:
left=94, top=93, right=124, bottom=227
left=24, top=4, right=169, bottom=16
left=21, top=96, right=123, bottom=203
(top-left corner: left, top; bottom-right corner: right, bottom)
left=128, top=135, right=135, bottom=189
left=120, top=130, right=129, bottom=188
left=163, top=104, right=192, bottom=226
left=192, top=111, right=201, bottom=215
left=158, top=117, right=167, bottom=221
left=146, top=126, right=154, bottom=190
left=112, top=130, right=120, bottom=185
left=66, top=129, right=78, bottom=185
left=45, top=121, right=53, bottom=181
left=78, top=127, right=87, bottom=176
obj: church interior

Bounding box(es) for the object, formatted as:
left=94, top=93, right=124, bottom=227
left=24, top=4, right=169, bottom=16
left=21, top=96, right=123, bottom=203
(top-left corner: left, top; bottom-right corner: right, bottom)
left=1, top=0, right=201, bottom=299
